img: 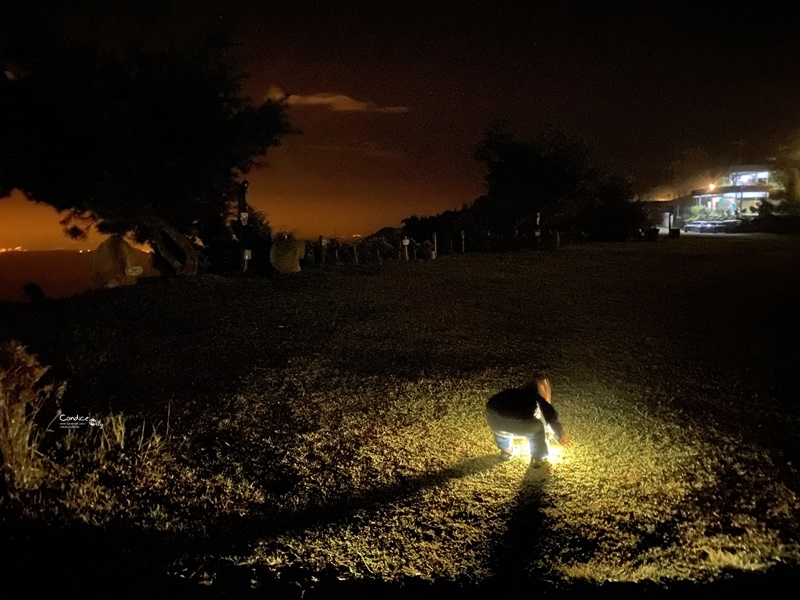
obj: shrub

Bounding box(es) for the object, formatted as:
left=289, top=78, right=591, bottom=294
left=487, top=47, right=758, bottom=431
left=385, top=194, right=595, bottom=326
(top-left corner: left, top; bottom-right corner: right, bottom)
left=689, top=205, right=711, bottom=221
left=199, top=208, right=275, bottom=276
left=0, top=341, right=66, bottom=492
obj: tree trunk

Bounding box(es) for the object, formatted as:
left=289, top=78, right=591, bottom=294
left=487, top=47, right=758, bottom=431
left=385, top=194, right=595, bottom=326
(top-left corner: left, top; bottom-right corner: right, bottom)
left=164, top=224, right=198, bottom=276
left=145, top=213, right=199, bottom=276
left=149, top=231, right=183, bottom=274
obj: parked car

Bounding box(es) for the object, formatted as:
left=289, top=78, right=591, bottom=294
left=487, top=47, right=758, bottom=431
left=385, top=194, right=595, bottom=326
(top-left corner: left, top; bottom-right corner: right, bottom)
left=683, top=220, right=711, bottom=233
left=721, top=219, right=742, bottom=233
left=706, top=221, right=727, bottom=233
left=684, top=219, right=742, bottom=233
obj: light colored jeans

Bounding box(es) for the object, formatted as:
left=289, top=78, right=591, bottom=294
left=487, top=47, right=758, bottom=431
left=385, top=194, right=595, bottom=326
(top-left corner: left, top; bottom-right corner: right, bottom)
left=491, top=420, right=548, bottom=460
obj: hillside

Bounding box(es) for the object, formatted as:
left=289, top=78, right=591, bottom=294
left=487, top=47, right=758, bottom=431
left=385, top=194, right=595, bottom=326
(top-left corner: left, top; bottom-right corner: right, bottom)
left=2, top=235, right=799, bottom=597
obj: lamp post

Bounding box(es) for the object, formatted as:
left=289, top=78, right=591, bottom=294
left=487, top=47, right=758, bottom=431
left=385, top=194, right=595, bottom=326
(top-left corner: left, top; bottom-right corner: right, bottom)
left=708, top=183, right=716, bottom=212
left=238, top=179, right=250, bottom=273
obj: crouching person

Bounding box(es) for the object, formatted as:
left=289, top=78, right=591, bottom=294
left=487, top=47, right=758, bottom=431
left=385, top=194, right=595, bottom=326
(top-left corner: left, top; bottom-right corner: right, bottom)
left=485, top=374, right=571, bottom=468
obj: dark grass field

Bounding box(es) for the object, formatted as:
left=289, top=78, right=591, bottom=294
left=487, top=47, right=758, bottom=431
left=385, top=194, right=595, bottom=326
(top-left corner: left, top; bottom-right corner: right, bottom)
left=2, top=233, right=800, bottom=598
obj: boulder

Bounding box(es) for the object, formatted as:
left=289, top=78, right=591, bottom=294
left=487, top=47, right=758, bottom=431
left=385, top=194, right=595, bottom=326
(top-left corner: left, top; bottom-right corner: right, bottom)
left=270, top=236, right=306, bottom=274
left=90, top=235, right=154, bottom=288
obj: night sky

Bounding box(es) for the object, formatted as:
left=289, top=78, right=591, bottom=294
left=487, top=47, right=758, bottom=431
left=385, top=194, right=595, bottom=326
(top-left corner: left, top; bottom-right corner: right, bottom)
left=3, top=0, right=800, bottom=247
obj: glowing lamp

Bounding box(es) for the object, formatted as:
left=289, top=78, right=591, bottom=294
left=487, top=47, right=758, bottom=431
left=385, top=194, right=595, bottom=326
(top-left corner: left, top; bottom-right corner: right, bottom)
left=546, top=440, right=565, bottom=464
left=503, top=429, right=566, bottom=464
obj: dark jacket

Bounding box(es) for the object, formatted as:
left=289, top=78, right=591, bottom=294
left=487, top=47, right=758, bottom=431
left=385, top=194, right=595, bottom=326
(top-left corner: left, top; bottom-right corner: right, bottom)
left=485, top=387, right=566, bottom=441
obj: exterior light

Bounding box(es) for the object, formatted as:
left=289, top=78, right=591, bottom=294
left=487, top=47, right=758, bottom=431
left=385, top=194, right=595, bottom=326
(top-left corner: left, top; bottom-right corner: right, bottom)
left=708, top=184, right=716, bottom=191
left=546, top=442, right=565, bottom=464
left=502, top=436, right=564, bottom=464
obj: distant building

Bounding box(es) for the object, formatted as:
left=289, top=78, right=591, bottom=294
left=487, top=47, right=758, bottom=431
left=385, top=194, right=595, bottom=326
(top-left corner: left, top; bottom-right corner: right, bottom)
left=661, top=164, right=778, bottom=223
left=689, top=164, right=775, bottom=215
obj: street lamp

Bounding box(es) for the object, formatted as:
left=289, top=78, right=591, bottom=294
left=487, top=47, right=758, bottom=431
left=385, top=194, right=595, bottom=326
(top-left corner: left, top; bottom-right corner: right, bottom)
left=238, top=179, right=251, bottom=272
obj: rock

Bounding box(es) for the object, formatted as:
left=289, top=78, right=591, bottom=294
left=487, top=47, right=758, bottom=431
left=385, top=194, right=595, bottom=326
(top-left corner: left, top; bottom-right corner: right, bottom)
left=270, top=236, right=306, bottom=274
left=90, top=235, right=154, bottom=289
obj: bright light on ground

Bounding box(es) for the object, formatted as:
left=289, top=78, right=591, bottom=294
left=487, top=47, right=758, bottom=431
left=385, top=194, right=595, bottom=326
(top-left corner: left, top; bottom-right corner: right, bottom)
left=505, top=434, right=566, bottom=464
left=545, top=440, right=565, bottom=464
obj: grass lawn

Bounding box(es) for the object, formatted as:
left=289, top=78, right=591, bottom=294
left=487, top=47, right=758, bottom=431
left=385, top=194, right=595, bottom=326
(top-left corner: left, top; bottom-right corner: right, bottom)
left=2, top=233, right=800, bottom=597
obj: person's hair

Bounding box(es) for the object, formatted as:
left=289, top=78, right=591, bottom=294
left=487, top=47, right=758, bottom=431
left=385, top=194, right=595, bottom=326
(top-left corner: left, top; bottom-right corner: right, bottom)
left=523, top=372, right=552, bottom=403
left=522, top=371, right=548, bottom=390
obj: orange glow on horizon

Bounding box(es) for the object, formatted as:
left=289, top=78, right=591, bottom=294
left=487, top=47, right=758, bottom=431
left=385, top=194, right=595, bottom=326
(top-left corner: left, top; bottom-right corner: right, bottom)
left=2, top=182, right=475, bottom=248
left=0, top=192, right=106, bottom=250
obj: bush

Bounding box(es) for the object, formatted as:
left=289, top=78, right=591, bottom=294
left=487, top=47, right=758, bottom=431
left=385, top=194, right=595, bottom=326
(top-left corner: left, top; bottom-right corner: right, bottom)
left=0, top=341, right=66, bottom=492
left=199, top=208, right=275, bottom=276
left=689, top=205, right=710, bottom=221
left=0, top=346, right=163, bottom=527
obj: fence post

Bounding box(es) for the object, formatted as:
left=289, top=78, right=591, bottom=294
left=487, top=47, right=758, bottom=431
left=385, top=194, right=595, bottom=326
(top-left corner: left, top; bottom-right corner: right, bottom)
left=432, top=233, right=437, bottom=259
left=460, top=230, right=465, bottom=253
left=354, top=244, right=359, bottom=264
left=402, top=236, right=409, bottom=260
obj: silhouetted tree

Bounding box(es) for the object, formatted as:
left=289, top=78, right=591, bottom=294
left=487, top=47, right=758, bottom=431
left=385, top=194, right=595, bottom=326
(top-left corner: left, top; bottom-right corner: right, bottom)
left=469, top=123, right=648, bottom=246
left=769, top=135, right=800, bottom=216
left=401, top=206, right=469, bottom=253
left=196, top=202, right=274, bottom=276
left=576, top=174, right=647, bottom=241
left=473, top=123, right=599, bottom=239
left=0, top=36, right=293, bottom=275
left=22, top=282, right=46, bottom=304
